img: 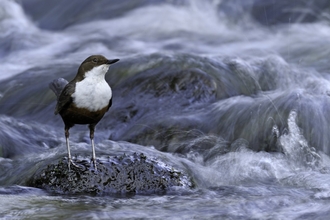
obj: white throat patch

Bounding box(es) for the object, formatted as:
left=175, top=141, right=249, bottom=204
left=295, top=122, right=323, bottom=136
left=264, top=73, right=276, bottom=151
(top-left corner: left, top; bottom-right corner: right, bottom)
left=72, top=64, right=112, bottom=111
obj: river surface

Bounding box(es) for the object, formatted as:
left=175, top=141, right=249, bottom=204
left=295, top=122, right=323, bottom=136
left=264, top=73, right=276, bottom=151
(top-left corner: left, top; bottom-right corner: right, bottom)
left=2, top=0, right=330, bottom=219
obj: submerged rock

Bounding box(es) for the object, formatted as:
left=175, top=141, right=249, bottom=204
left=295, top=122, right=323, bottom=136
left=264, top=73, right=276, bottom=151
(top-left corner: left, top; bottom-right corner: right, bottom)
left=28, top=153, right=193, bottom=195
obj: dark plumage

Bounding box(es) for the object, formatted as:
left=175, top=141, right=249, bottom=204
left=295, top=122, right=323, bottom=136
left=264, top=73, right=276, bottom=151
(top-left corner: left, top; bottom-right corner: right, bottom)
left=49, top=55, right=119, bottom=170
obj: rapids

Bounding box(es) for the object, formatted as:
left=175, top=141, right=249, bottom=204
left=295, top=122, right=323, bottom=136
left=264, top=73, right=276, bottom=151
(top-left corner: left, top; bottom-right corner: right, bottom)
left=1, top=0, right=330, bottom=219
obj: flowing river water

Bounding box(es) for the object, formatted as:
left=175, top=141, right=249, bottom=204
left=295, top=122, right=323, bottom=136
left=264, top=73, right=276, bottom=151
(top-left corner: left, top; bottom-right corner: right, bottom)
left=1, top=0, right=330, bottom=219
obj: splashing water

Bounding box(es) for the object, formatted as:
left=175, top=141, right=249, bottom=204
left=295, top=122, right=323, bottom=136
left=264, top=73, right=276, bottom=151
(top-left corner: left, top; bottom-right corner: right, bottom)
left=1, top=0, right=330, bottom=219
left=280, top=110, right=321, bottom=169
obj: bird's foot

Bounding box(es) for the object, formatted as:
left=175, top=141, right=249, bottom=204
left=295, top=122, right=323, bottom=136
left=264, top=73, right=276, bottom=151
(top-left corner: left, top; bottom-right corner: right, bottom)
left=90, top=158, right=98, bottom=172
left=67, top=158, right=82, bottom=171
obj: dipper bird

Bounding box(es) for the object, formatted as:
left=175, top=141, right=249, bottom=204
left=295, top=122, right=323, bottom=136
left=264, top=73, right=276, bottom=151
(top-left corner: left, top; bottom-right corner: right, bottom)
left=49, top=55, right=119, bottom=170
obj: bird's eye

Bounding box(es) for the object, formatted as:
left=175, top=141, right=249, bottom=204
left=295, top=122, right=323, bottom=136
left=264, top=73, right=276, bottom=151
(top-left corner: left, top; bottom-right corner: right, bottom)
left=92, top=58, right=98, bottom=63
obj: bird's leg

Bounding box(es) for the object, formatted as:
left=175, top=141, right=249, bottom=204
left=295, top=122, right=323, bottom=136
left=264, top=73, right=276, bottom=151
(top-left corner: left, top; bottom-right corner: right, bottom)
left=89, top=124, right=97, bottom=170
left=65, top=126, right=79, bottom=170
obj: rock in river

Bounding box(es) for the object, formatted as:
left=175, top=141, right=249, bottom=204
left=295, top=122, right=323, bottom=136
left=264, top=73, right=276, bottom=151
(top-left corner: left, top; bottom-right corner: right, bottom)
left=28, top=153, right=193, bottom=195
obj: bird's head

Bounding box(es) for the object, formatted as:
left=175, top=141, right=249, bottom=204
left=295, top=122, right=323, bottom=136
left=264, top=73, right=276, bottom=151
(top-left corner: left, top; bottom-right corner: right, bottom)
left=77, top=55, right=119, bottom=79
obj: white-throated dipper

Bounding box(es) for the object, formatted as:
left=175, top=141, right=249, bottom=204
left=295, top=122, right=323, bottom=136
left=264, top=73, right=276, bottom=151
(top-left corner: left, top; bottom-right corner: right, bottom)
left=49, top=55, right=119, bottom=170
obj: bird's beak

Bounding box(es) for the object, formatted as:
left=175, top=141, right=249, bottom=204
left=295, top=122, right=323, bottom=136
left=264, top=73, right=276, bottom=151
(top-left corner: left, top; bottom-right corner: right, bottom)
left=107, top=59, right=120, bottom=64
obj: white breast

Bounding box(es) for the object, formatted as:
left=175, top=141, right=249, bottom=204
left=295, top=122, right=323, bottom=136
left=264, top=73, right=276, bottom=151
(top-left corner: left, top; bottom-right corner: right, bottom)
left=72, top=64, right=112, bottom=111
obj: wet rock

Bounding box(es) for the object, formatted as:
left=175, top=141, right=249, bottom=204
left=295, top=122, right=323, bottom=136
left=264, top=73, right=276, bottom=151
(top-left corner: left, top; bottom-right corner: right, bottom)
left=28, top=153, right=193, bottom=195
left=116, top=67, right=219, bottom=106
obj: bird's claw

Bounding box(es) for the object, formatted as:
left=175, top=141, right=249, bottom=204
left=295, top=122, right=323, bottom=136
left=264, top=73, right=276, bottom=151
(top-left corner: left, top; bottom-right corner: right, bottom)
left=67, top=158, right=82, bottom=170
left=90, top=158, right=98, bottom=172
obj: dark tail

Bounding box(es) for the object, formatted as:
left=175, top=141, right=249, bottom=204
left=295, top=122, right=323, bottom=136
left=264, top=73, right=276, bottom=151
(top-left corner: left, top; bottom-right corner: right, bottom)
left=49, top=78, right=68, bottom=100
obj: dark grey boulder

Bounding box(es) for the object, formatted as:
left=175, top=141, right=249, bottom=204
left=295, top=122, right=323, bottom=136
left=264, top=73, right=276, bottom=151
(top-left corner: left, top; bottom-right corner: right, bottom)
left=28, top=153, right=193, bottom=195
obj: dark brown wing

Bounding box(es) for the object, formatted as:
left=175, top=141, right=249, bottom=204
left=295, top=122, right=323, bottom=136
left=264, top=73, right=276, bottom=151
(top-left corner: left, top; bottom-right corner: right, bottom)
left=54, top=82, right=75, bottom=115
left=107, top=97, right=112, bottom=111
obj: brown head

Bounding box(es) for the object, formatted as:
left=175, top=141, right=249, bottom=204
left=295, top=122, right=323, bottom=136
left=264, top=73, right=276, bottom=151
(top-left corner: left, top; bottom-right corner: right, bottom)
left=75, top=55, right=120, bottom=81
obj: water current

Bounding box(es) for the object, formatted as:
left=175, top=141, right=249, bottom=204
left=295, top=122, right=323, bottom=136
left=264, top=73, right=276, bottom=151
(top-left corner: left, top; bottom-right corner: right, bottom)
left=1, top=0, right=330, bottom=219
